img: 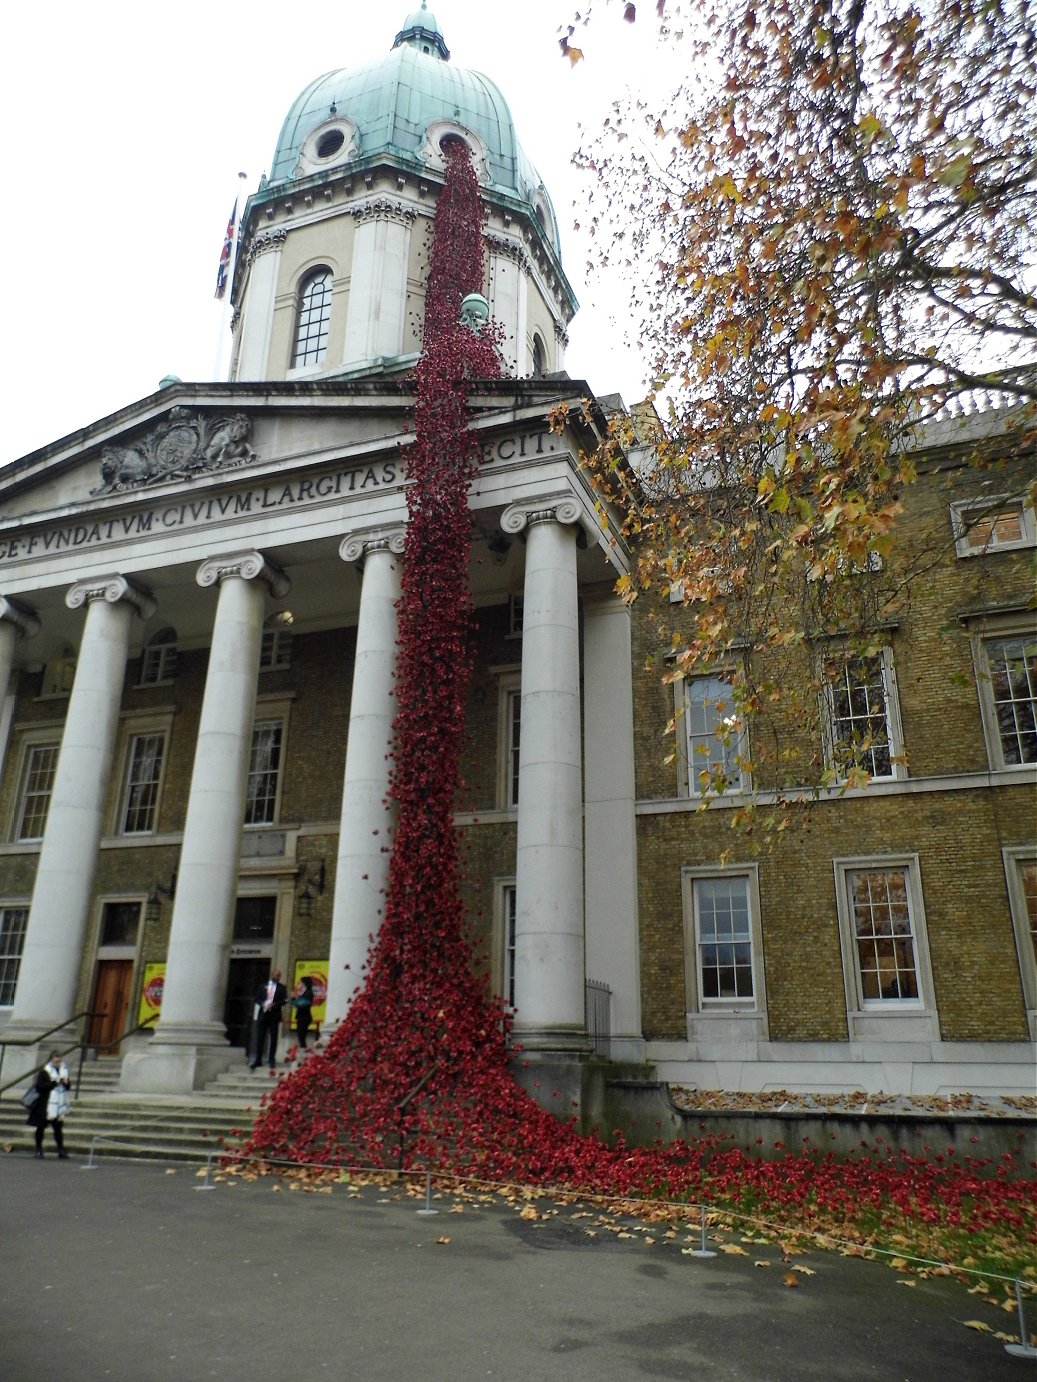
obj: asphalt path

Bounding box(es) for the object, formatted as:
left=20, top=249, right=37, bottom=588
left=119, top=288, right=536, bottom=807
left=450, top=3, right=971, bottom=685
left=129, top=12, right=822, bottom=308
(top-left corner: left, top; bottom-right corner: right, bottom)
left=0, top=1153, right=1029, bottom=1381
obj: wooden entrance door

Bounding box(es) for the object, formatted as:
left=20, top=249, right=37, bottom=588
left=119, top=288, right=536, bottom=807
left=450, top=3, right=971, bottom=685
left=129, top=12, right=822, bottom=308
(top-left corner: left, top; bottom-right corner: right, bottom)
left=89, top=960, right=134, bottom=1052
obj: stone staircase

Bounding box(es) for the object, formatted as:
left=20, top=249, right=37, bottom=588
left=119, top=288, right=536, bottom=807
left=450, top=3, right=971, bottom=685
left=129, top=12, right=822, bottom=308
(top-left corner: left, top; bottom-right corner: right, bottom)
left=0, top=1055, right=299, bottom=1164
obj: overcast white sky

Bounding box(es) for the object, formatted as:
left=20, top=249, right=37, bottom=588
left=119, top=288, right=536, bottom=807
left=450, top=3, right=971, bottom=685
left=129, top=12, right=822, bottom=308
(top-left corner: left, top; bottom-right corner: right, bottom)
left=0, top=0, right=673, bottom=466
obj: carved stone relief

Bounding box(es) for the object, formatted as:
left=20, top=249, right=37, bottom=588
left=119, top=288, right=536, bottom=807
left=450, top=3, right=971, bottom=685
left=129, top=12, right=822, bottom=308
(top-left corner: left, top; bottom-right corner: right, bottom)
left=91, top=408, right=258, bottom=496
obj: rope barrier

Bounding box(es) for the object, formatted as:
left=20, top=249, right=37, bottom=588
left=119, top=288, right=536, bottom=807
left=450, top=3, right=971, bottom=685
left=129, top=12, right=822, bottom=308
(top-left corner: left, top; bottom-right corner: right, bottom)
left=76, top=1139, right=1036, bottom=1352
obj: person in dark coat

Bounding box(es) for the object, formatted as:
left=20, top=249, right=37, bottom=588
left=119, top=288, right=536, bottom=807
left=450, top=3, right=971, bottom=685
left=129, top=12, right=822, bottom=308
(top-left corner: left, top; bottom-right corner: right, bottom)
left=289, top=975, right=315, bottom=1052
left=250, top=969, right=288, bottom=1070
left=27, top=1051, right=70, bottom=1159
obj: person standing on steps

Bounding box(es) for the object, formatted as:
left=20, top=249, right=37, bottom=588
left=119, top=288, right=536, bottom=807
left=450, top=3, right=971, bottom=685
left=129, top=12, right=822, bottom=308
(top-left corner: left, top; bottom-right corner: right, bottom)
left=289, top=974, right=315, bottom=1053
left=27, top=1051, right=71, bottom=1159
left=251, top=969, right=287, bottom=1070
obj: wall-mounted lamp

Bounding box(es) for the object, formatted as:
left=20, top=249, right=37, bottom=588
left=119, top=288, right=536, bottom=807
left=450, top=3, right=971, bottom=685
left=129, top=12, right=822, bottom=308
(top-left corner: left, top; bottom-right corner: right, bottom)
left=145, top=871, right=177, bottom=925
left=487, top=530, right=511, bottom=566
left=296, top=860, right=326, bottom=919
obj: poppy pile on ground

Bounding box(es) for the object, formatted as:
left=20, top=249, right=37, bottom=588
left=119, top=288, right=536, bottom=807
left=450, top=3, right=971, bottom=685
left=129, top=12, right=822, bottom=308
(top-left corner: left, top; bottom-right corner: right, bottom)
left=244, top=143, right=1035, bottom=1283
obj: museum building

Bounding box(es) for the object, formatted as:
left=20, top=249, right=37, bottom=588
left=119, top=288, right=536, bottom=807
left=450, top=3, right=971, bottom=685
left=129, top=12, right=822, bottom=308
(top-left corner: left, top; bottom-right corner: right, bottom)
left=0, top=6, right=1033, bottom=1100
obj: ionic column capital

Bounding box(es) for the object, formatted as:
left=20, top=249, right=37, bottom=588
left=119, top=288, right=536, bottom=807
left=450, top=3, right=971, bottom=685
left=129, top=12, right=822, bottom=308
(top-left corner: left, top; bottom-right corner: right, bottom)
left=500, top=494, right=587, bottom=539
left=339, top=526, right=407, bottom=566
left=0, top=596, right=40, bottom=640
left=66, top=574, right=155, bottom=619
left=196, top=550, right=290, bottom=598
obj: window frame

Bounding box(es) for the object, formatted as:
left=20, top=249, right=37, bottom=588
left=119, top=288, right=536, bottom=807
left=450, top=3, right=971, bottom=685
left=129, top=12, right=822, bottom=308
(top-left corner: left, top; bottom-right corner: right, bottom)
left=11, top=732, right=61, bottom=842
left=290, top=267, right=333, bottom=369
left=138, top=628, right=178, bottom=687
left=833, top=854, right=934, bottom=1017
left=951, top=494, right=1036, bottom=558
left=119, top=729, right=168, bottom=835
left=1003, top=845, right=1037, bottom=1040
left=821, top=645, right=906, bottom=783
left=0, top=903, right=29, bottom=1006
left=244, top=701, right=291, bottom=828
left=681, top=864, right=766, bottom=1015
left=495, top=668, right=522, bottom=810
left=676, top=669, right=751, bottom=797
left=972, top=623, right=1037, bottom=770
left=493, top=878, right=517, bottom=1009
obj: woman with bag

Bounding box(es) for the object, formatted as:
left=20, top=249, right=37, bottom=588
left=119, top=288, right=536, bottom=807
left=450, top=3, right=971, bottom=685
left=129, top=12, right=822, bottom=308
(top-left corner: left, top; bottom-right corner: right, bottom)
left=26, top=1051, right=71, bottom=1159
left=289, top=975, right=315, bottom=1052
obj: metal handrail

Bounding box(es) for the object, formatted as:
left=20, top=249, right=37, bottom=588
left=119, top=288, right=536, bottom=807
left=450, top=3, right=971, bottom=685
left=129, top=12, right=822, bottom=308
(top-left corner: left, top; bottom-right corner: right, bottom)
left=0, top=1011, right=100, bottom=1096
left=0, top=1011, right=157, bottom=1098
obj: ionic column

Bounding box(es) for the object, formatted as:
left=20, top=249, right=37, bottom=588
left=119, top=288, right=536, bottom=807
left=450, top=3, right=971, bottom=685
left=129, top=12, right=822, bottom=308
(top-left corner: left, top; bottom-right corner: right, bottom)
left=325, top=529, right=405, bottom=1025
left=0, top=597, right=40, bottom=699
left=122, top=551, right=288, bottom=1093
left=233, top=229, right=287, bottom=380
left=0, top=599, right=39, bottom=773
left=583, top=589, right=643, bottom=1060
left=501, top=497, right=588, bottom=1050
left=8, top=576, right=153, bottom=1040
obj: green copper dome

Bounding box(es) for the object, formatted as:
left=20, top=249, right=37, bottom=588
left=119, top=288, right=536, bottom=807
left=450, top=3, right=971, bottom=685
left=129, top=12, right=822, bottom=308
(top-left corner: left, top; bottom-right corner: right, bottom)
left=268, top=5, right=559, bottom=249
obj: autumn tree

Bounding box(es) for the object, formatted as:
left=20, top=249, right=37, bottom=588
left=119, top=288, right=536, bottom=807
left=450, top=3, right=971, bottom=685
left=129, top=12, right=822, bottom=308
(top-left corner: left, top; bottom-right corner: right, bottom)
left=573, top=0, right=1036, bottom=815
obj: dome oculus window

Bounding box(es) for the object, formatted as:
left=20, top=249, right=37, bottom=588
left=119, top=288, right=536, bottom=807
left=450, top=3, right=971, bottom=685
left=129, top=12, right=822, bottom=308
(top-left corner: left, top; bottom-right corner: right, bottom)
left=292, top=269, right=332, bottom=368
left=316, top=129, right=346, bottom=159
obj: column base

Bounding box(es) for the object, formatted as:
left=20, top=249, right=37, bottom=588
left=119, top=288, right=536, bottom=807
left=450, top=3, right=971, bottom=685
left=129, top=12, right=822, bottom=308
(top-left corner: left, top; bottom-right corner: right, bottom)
left=510, top=1025, right=593, bottom=1057
left=120, top=1028, right=236, bottom=1095
left=509, top=1047, right=606, bottom=1134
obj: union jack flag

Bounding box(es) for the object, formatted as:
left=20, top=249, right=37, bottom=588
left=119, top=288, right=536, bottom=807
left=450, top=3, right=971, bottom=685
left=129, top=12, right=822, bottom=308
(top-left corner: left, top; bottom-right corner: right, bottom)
left=214, top=201, right=237, bottom=300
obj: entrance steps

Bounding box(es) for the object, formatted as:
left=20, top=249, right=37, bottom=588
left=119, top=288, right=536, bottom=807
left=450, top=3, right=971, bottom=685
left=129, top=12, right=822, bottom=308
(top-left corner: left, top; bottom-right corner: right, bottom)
left=0, top=1055, right=299, bottom=1163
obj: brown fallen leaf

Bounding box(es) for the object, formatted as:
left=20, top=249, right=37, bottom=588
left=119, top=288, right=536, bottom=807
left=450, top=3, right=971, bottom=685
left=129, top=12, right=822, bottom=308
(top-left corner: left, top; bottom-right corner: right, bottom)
left=754, top=1261, right=770, bottom=1268
left=435, top=1235, right=451, bottom=1245
left=897, top=1279, right=918, bottom=1288
left=782, top=1273, right=800, bottom=1288
left=720, top=1244, right=748, bottom=1256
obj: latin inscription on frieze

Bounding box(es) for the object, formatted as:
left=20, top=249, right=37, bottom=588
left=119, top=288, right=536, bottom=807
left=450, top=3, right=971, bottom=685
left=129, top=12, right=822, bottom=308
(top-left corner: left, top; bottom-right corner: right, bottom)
left=0, top=429, right=563, bottom=565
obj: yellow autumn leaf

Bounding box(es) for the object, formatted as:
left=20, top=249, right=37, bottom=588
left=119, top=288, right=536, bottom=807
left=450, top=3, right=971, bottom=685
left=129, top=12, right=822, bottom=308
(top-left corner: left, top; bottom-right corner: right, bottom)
left=963, top=1320, right=993, bottom=1333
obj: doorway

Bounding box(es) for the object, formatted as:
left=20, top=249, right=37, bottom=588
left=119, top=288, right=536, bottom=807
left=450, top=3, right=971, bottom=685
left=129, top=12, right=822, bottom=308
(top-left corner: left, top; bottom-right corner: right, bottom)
left=223, top=896, right=277, bottom=1049
left=89, top=961, right=134, bottom=1052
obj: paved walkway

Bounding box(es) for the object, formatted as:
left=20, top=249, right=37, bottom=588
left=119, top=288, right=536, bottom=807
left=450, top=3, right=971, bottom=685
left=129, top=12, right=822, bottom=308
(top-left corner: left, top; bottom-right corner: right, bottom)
left=0, top=1152, right=1029, bottom=1381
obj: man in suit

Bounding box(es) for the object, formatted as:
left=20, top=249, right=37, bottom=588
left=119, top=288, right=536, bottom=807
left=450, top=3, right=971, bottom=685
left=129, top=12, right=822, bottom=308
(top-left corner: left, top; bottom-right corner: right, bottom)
left=251, top=969, right=288, bottom=1070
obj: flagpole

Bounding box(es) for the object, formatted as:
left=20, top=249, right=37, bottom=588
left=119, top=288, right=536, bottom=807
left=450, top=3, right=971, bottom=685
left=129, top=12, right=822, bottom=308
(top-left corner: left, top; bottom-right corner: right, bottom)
left=212, top=171, right=249, bottom=383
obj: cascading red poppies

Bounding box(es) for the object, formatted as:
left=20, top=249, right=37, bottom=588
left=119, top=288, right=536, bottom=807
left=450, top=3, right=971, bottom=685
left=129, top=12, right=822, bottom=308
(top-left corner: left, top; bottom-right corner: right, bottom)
left=242, top=150, right=1034, bottom=1258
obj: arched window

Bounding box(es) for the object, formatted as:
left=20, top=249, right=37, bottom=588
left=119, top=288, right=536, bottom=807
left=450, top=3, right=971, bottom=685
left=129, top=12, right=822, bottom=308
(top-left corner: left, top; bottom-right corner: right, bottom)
left=292, top=269, right=332, bottom=367
left=260, top=611, right=294, bottom=670
left=531, top=334, right=546, bottom=378
left=41, top=644, right=75, bottom=697
left=139, top=627, right=178, bottom=685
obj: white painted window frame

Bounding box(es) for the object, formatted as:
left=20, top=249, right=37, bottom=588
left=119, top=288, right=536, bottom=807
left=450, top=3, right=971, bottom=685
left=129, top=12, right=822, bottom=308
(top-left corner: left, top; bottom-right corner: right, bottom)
left=244, top=697, right=292, bottom=828
left=675, top=668, right=751, bottom=798
left=493, top=878, right=517, bottom=1010
left=950, top=494, right=1036, bottom=559
left=821, top=645, right=906, bottom=783
left=8, top=726, right=62, bottom=842
left=0, top=902, right=29, bottom=1007
left=494, top=666, right=522, bottom=810
left=681, top=864, right=766, bottom=1015
left=970, top=617, right=1037, bottom=770
left=833, top=854, right=934, bottom=1017
left=1002, top=845, right=1037, bottom=1041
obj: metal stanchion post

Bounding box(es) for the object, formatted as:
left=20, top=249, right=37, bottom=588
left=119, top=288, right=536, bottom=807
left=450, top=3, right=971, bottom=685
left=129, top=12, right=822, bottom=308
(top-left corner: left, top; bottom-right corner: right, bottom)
left=81, top=1136, right=99, bottom=1170
left=689, top=1204, right=717, bottom=1258
left=194, top=1150, right=216, bottom=1191
left=416, top=1169, right=439, bottom=1216
left=1005, top=1280, right=1036, bottom=1359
